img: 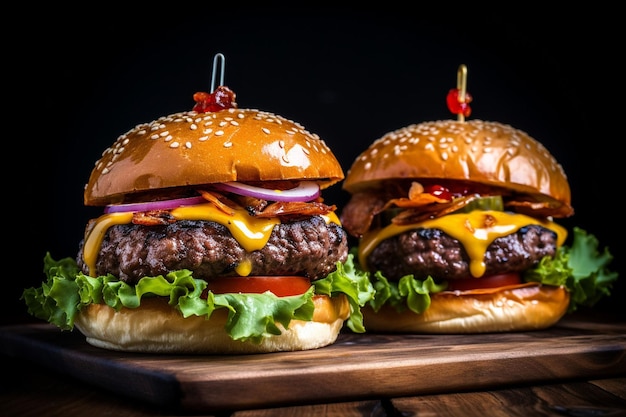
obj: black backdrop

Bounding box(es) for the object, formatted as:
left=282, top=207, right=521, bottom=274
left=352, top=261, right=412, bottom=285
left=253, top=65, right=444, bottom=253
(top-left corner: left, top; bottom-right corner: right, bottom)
left=8, top=6, right=623, bottom=324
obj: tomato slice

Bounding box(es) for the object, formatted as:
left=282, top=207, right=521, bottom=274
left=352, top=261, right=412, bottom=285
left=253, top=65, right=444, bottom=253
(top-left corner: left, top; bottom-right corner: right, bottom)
left=446, top=273, right=522, bottom=291
left=207, top=276, right=312, bottom=297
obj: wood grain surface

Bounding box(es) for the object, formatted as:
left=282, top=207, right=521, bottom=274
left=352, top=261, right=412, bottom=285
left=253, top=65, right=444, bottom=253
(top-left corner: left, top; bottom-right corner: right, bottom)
left=1, top=313, right=625, bottom=413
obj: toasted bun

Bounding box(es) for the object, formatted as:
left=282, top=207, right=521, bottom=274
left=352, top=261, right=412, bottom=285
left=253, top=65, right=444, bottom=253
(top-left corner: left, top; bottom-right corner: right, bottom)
left=363, top=284, right=570, bottom=333
left=342, top=119, right=571, bottom=210
left=74, top=294, right=350, bottom=354
left=85, top=108, right=344, bottom=206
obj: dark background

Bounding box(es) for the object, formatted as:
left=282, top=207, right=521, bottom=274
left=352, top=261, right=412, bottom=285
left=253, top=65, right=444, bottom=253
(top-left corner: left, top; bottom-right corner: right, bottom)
left=7, top=6, right=623, bottom=324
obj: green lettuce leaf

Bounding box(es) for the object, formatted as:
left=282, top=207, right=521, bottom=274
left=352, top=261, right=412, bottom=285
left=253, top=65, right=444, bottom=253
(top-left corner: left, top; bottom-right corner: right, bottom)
left=22, top=253, right=375, bottom=343
left=523, top=227, right=618, bottom=313
left=313, top=254, right=376, bottom=333
left=369, top=272, right=447, bottom=314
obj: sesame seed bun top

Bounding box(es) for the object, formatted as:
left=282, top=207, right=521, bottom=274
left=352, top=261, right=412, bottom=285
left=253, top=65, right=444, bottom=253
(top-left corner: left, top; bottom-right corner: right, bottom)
left=342, top=119, right=572, bottom=211
left=84, top=108, right=344, bottom=206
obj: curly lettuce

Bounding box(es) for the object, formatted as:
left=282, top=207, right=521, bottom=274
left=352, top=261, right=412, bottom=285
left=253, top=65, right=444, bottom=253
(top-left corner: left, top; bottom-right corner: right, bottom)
left=22, top=253, right=374, bottom=343
left=523, top=227, right=618, bottom=313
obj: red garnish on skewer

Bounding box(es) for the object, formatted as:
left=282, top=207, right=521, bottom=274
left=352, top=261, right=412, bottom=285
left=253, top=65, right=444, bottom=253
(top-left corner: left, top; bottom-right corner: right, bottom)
left=193, top=86, right=238, bottom=113
left=446, top=64, right=471, bottom=121
left=446, top=88, right=472, bottom=118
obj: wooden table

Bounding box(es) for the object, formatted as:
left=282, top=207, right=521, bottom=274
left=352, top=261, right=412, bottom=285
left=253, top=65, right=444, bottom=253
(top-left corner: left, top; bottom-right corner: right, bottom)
left=2, top=312, right=626, bottom=417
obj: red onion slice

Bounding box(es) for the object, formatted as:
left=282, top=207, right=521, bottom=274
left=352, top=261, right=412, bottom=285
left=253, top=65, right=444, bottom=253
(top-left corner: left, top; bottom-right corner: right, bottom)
left=104, top=196, right=207, bottom=214
left=214, top=181, right=320, bottom=202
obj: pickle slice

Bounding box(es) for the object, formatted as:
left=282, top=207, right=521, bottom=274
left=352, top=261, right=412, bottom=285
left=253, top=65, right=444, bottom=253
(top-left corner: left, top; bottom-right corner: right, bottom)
left=455, top=196, right=504, bottom=213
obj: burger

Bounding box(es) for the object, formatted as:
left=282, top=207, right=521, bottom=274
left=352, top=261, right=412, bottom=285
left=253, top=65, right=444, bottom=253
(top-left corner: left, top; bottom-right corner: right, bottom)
left=23, top=86, right=374, bottom=353
left=340, top=119, right=617, bottom=333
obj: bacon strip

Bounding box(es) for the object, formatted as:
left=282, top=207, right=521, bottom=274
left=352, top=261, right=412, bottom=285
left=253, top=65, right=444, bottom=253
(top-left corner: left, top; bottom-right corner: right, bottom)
left=340, top=179, right=574, bottom=238
left=199, top=190, right=236, bottom=215
left=256, top=201, right=336, bottom=219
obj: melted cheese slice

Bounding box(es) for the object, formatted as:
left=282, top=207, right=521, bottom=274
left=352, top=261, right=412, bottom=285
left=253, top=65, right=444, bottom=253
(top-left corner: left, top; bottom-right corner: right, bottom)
left=83, top=203, right=341, bottom=277
left=358, top=211, right=567, bottom=278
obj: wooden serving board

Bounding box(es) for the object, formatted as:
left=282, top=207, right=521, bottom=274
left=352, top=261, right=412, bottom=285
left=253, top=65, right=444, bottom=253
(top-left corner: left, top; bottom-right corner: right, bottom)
left=1, top=314, right=625, bottom=413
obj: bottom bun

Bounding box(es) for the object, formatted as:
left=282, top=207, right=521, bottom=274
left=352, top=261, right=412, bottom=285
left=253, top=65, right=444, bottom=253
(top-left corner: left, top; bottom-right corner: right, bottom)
left=363, top=284, right=570, bottom=333
left=75, top=294, right=350, bottom=354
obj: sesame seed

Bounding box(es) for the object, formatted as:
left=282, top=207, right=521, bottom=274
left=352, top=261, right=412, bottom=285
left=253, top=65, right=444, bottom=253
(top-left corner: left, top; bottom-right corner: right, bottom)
left=262, top=127, right=271, bottom=135
left=170, top=142, right=180, bottom=148
left=215, top=130, right=224, bottom=136
left=223, top=141, right=232, bottom=148
left=190, top=124, right=198, bottom=130
left=199, top=136, right=209, bottom=141
left=185, top=142, right=192, bottom=149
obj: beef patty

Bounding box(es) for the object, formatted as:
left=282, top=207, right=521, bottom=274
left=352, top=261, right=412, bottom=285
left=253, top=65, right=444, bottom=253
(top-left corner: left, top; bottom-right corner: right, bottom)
left=366, top=225, right=558, bottom=281
left=77, top=216, right=348, bottom=284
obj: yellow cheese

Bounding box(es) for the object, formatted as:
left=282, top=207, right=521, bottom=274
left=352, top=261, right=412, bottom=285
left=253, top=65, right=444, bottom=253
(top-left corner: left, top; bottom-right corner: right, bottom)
left=83, top=212, right=134, bottom=278
left=171, top=204, right=279, bottom=252
left=322, top=211, right=341, bottom=226
left=358, top=211, right=567, bottom=278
